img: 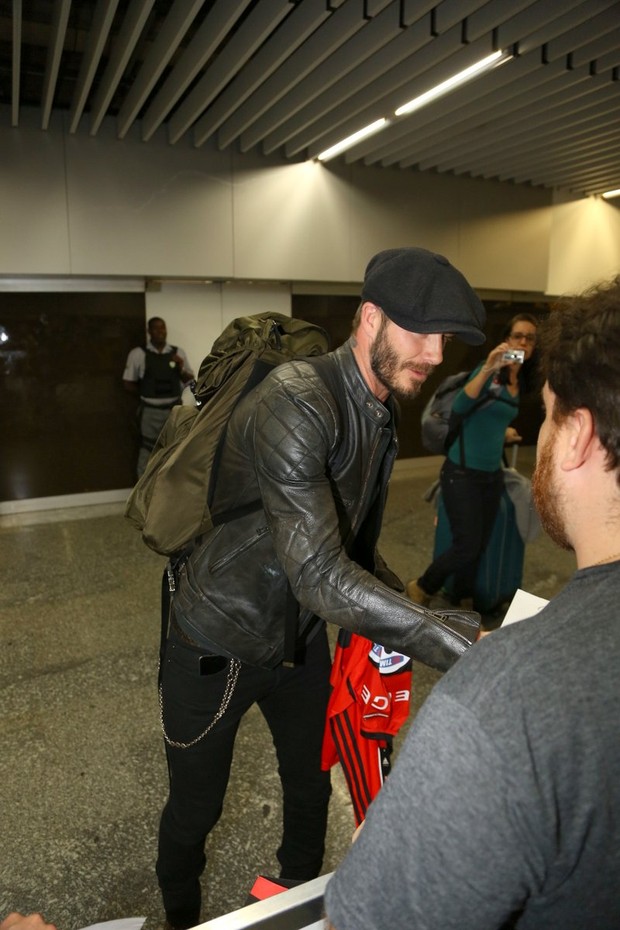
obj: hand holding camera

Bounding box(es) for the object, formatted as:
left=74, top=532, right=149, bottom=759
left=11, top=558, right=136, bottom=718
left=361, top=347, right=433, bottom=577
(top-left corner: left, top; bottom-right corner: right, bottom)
left=502, top=348, right=525, bottom=364
left=483, top=341, right=520, bottom=373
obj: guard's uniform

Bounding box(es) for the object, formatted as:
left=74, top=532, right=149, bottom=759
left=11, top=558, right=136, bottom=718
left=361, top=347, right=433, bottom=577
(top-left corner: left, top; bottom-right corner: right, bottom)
left=123, top=340, right=193, bottom=477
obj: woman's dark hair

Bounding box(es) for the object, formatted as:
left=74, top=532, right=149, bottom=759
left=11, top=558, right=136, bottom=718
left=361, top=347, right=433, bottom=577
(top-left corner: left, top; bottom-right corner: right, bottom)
left=502, top=312, right=539, bottom=340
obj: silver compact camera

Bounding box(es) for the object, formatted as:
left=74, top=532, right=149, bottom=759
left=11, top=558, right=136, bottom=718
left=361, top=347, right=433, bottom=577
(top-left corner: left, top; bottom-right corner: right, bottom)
left=502, top=349, right=525, bottom=364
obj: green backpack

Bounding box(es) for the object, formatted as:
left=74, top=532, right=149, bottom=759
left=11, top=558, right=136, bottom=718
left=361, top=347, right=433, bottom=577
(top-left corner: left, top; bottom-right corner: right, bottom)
left=124, top=312, right=330, bottom=556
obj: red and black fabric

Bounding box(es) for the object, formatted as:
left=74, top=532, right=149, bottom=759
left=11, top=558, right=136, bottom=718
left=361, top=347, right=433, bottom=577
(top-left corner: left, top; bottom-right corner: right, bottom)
left=321, top=629, right=412, bottom=825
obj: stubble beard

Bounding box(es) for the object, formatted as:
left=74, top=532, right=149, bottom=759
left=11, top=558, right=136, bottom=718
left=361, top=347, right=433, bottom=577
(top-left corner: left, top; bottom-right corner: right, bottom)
left=531, top=431, right=573, bottom=552
left=370, top=320, right=435, bottom=401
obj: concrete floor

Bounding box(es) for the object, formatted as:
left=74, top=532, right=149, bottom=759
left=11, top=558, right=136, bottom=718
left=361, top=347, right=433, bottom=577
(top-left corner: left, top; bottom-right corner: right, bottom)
left=0, top=450, right=575, bottom=930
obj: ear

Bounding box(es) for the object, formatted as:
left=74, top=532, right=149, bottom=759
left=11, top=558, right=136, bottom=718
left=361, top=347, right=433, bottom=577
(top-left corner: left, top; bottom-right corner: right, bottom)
left=559, top=408, right=598, bottom=472
left=360, top=300, right=383, bottom=338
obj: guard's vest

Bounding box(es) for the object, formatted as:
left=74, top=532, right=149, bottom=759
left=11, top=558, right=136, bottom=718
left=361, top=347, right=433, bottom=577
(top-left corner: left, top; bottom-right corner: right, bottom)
left=140, top=346, right=182, bottom=399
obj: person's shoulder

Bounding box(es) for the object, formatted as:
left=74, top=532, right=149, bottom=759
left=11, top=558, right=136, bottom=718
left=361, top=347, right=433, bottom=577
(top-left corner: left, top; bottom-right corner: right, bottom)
left=254, top=355, right=341, bottom=427
left=266, top=354, right=339, bottom=394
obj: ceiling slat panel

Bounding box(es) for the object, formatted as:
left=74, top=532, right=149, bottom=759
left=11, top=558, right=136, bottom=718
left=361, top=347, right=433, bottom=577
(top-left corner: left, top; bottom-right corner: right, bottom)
left=377, top=64, right=587, bottom=168
left=497, top=0, right=609, bottom=53
left=6, top=1, right=620, bottom=197
left=542, top=4, right=620, bottom=61
left=285, top=23, right=483, bottom=157
left=426, top=94, right=620, bottom=182
left=471, top=115, right=620, bottom=178
left=417, top=86, right=620, bottom=176
left=294, top=0, right=551, bottom=160
left=492, top=121, right=620, bottom=180
left=354, top=3, right=620, bottom=166
left=68, top=0, right=119, bottom=133
left=510, top=145, right=620, bottom=187
left=304, top=31, right=501, bottom=159
left=294, top=0, right=589, bottom=161
left=116, top=0, right=206, bottom=139
left=402, top=70, right=617, bottom=170
left=432, top=0, right=515, bottom=34
left=255, top=2, right=404, bottom=155
left=140, top=0, right=254, bottom=142
left=221, top=0, right=372, bottom=151
left=401, top=0, right=436, bottom=27
left=274, top=13, right=435, bottom=155
left=470, top=129, right=620, bottom=184
left=11, top=0, right=22, bottom=127
left=89, top=0, right=155, bottom=135
left=166, top=0, right=293, bottom=144
left=41, top=0, right=71, bottom=130
left=190, top=0, right=333, bottom=148
left=353, top=49, right=555, bottom=165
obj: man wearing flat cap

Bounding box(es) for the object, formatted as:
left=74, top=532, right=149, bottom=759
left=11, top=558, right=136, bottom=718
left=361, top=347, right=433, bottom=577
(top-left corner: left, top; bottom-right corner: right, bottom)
left=156, top=247, right=487, bottom=930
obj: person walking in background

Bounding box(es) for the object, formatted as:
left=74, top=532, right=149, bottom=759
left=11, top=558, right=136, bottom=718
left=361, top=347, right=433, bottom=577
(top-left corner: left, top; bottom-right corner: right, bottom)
left=407, top=312, right=538, bottom=611
left=324, top=275, right=620, bottom=930
left=123, top=316, right=194, bottom=477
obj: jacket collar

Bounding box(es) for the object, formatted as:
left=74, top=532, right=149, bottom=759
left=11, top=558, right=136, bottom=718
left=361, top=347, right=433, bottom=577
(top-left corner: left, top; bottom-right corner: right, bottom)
left=333, top=339, right=394, bottom=426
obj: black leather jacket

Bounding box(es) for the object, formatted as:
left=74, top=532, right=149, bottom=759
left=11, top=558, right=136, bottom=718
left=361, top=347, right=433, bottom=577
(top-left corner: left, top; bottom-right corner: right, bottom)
left=174, top=340, right=479, bottom=671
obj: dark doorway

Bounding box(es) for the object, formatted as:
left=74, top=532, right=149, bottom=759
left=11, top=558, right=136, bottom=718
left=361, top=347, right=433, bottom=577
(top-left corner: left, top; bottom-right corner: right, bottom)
left=0, top=292, right=145, bottom=501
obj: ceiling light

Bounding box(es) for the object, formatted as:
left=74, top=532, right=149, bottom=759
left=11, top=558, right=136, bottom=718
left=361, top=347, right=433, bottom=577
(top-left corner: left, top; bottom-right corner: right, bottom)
left=316, top=118, right=389, bottom=162
left=395, top=50, right=510, bottom=117
left=602, top=189, right=620, bottom=200
left=314, top=50, right=510, bottom=164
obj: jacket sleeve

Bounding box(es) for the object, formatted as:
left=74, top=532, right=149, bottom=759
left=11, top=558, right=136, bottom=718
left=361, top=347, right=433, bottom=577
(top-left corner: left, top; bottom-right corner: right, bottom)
left=251, top=374, right=479, bottom=673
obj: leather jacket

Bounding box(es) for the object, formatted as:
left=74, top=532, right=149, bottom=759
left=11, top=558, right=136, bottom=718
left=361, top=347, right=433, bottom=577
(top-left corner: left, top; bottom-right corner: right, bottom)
left=174, top=340, right=479, bottom=671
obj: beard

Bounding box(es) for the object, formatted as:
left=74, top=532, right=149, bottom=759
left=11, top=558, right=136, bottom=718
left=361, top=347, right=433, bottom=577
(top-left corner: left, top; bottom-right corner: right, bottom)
left=532, top=430, right=573, bottom=552
left=370, top=319, right=435, bottom=401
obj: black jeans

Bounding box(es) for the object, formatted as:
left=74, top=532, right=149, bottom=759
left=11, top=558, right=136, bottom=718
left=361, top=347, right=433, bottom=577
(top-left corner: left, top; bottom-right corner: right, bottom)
left=156, top=621, right=332, bottom=925
left=419, top=458, right=504, bottom=606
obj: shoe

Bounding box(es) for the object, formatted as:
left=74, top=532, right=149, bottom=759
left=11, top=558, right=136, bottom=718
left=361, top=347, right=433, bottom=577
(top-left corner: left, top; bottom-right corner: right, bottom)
left=406, top=579, right=432, bottom=607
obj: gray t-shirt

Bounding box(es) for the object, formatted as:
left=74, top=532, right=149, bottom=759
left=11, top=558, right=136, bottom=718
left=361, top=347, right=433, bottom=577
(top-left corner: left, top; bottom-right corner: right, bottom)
left=325, top=562, right=620, bottom=929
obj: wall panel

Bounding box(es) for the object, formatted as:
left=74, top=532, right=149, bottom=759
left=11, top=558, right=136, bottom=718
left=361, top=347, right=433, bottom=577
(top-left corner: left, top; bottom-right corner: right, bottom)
left=0, top=292, right=145, bottom=501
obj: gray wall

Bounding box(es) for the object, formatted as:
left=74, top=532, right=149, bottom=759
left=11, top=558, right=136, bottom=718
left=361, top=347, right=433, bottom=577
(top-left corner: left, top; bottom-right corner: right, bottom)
left=0, top=106, right=555, bottom=289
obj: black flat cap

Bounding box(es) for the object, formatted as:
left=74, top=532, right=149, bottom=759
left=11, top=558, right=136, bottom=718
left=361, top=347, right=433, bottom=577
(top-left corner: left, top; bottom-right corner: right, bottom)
left=361, top=247, right=486, bottom=345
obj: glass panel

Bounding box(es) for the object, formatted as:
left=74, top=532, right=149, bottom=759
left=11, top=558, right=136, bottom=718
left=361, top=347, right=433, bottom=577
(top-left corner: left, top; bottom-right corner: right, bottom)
left=0, top=292, right=145, bottom=501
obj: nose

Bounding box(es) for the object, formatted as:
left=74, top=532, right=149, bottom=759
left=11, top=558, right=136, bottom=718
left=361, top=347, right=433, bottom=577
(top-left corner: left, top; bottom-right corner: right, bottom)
left=424, top=333, right=445, bottom=365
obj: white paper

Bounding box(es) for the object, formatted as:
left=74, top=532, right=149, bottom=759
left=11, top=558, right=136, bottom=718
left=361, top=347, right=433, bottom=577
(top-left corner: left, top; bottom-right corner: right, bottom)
left=502, top=588, right=549, bottom=626
left=78, top=919, right=146, bottom=930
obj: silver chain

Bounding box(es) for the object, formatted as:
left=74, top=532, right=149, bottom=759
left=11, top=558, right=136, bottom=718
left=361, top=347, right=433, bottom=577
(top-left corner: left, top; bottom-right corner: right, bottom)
left=159, top=657, right=241, bottom=749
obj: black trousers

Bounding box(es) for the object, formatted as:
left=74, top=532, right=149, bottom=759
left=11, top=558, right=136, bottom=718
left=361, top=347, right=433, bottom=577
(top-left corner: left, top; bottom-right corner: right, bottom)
left=419, top=458, right=504, bottom=606
left=156, top=621, right=332, bottom=925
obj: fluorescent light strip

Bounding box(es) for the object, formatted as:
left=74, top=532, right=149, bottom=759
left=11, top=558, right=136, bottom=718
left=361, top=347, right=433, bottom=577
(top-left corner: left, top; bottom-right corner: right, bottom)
left=315, top=49, right=510, bottom=163
left=395, top=50, right=507, bottom=116
left=602, top=189, right=620, bottom=200
left=317, top=118, right=389, bottom=162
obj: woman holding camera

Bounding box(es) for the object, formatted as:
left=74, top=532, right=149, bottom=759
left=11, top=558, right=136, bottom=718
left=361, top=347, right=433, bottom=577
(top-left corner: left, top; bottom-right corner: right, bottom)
left=407, top=313, right=538, bottom=612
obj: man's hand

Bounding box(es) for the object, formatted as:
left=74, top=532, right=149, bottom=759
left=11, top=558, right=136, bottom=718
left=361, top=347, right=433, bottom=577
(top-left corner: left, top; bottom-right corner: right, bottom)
left=1, top=914, right=57, bottom=930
